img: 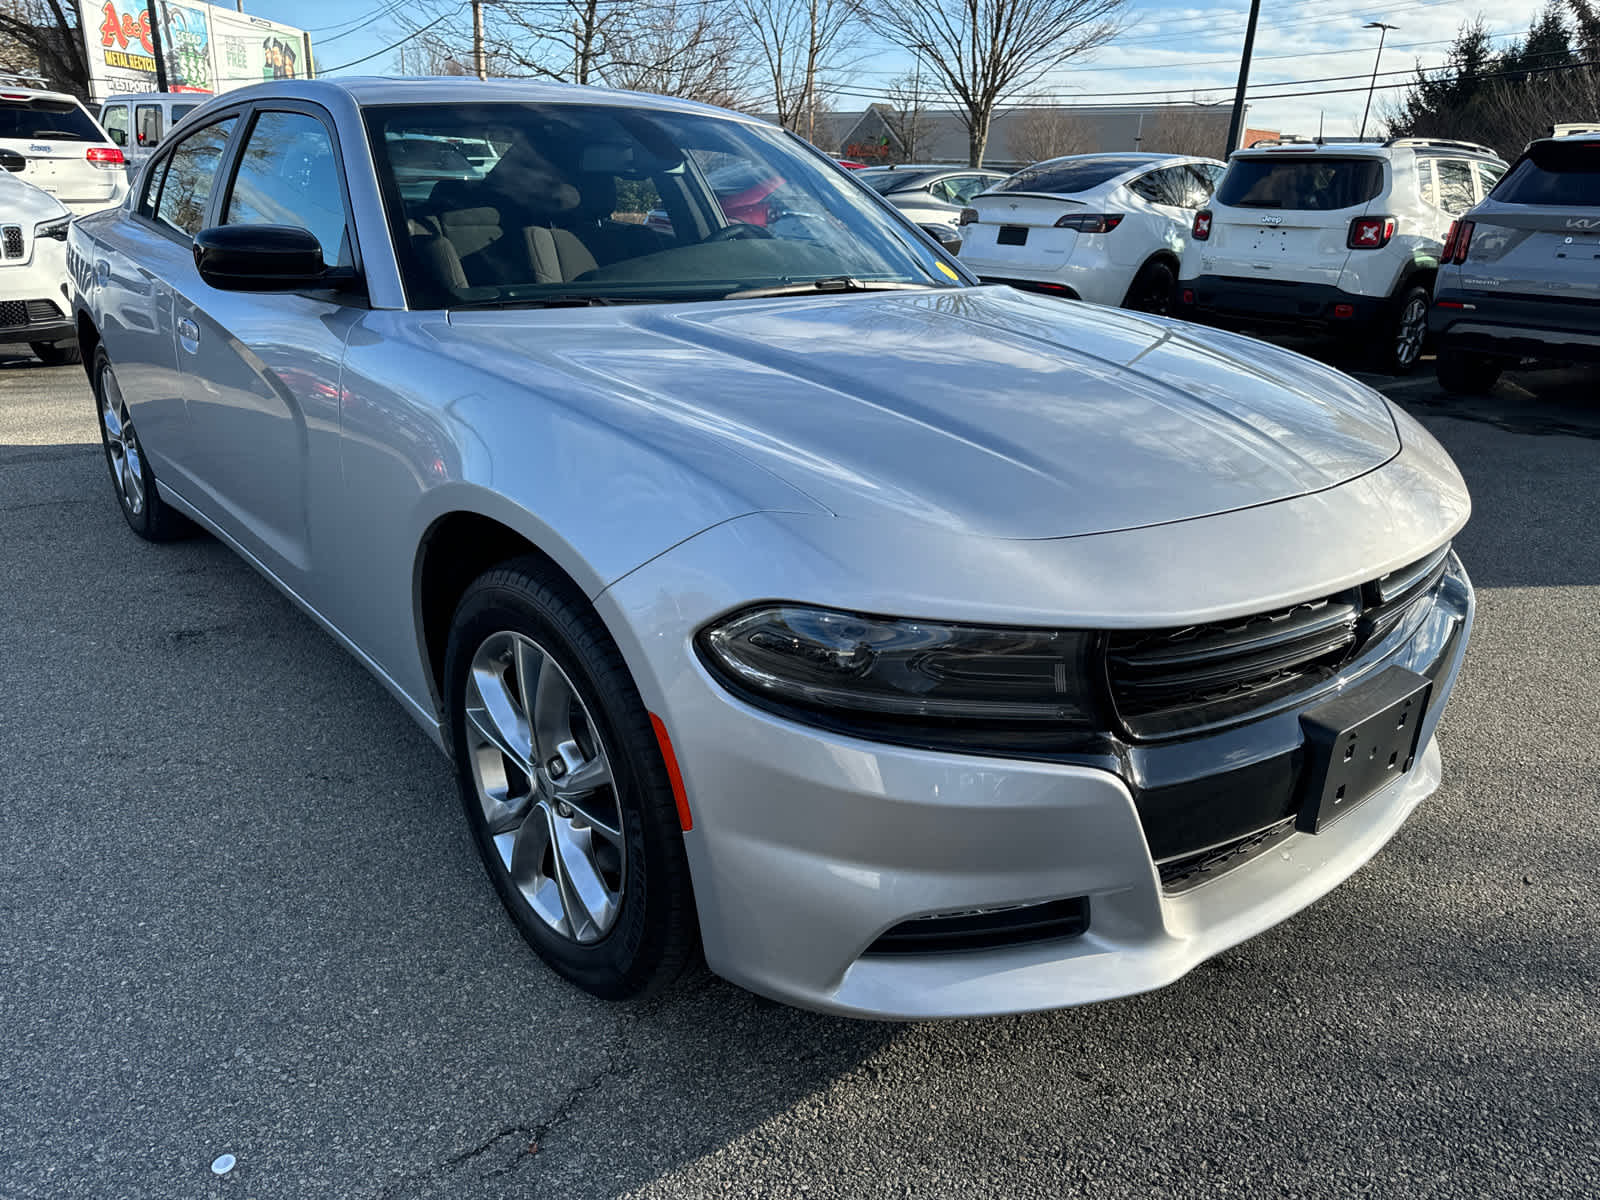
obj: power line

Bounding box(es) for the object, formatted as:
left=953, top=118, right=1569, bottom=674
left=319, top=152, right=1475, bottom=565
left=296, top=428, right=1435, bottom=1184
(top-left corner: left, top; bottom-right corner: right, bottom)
left=318, top=9, right=462, bottom=73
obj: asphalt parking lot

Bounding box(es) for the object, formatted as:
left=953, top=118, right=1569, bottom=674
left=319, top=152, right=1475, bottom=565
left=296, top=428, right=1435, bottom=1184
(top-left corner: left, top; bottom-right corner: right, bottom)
left=2, top=344, right=1597, bottom=1200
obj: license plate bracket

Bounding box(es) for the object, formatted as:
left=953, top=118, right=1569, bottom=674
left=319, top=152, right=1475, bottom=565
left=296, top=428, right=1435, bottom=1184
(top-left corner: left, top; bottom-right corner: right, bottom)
left=1297, top=667, right=1432, bottom=834
left=997, top=224, right=1028, bottom=246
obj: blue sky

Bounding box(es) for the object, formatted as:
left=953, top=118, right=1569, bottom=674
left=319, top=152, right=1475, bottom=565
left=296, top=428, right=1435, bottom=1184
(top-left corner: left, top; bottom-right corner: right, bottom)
left=256, top=0, right=1553, bottom=137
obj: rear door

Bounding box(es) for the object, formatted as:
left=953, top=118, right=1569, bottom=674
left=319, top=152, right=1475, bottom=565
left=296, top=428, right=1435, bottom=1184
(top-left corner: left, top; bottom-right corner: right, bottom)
left=0, top=94, right=122, bottom=209
left=172, top=102, right=361, bottom=600
left=1204, top=152, right=1386, bottom=287
left=1460, top=139, right=1600, bottom=303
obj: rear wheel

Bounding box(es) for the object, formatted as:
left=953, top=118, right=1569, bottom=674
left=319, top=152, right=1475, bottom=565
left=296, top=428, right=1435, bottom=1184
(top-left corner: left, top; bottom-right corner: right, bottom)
left=31, top=340, right=80, bottom=366
left=1370, top=284, right=1430, bottom=375
left=1123, top=259, right=1177, bottom=316
left=92, top=346, right=194, bottom=541
left=1435, top=345, right=1503, bottom=396
left=443, top=559, right=698, bottom=1000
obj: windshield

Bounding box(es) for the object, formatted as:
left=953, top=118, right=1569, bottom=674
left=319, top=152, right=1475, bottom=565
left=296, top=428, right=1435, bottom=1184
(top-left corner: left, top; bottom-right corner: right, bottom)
left=859, top=168, right=939, bottom=194
left=0, top=98, right=103, bottom=142
left=364, top=102, right=962, bottom=308
left=990, top=157, right=1152, bottom=196
left=1218, top=157, right=1385, bottom=210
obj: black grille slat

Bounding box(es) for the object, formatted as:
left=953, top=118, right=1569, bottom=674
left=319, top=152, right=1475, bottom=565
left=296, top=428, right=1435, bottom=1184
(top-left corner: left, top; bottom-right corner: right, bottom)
left=1106, top=548, right=1450, bottom=740
left=25, top=299, right=59, bottom=322
left=865, top=897, right=1089, bottom=956
left=2, top=225, right=21, bottom=258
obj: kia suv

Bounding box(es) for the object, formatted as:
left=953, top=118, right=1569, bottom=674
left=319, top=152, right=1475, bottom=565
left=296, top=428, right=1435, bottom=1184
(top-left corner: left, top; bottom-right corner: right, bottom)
left=1177, top=138, right=1507, bottom=372
left=0, top=86, right=129, bottom=214
left=1431, top=133, right=1600, bottom=393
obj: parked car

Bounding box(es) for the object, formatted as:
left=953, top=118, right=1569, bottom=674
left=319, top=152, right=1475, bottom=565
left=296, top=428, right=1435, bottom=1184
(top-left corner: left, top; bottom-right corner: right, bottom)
left=0, top=163, right=76, bottom=362
left=98, top=92, right=204, bottom=175
left=70, top=78, right=1474, bottom=1020
left=1431, top=132, right=1600, bottom=393
left=1177, top=137, right=1508, bottom=372
left=855, top=164, right=1008, bottom=230
left=957, top=152, right=1225, bottom=313
left=0, top=85, right=129, bottom=214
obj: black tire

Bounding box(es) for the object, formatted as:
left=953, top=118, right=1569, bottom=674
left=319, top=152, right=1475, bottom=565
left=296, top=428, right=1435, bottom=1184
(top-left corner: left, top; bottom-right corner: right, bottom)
left=1123, top=259, right=1177, bottom=316
left=1434, top=344, right=1503, bottom=396
left=30, top=340, right=81, bottom=365
left=1369, top=284, right=1430, bottom=375
left=92, top=346, right=195, bottom=541
left=443, top=559, right=698, bottom=1000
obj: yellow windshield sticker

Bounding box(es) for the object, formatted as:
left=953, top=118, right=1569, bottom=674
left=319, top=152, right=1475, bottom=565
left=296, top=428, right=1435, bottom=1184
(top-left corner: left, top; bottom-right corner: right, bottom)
left=936, top=261, right=959, bottom=281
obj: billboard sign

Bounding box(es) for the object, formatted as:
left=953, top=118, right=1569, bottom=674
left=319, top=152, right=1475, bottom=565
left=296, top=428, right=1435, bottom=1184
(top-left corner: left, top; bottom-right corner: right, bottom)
left=78, top=0, right=311, bottom=100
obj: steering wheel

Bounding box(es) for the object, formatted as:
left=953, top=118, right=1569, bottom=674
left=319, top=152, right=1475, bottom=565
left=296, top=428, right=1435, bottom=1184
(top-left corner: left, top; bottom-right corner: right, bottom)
left=702, top=222, right=774, bottom=243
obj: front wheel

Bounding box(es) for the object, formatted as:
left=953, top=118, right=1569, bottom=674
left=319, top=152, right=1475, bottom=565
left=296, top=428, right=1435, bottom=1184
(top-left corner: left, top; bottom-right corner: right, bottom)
left=1435, top=345, right=1503, bottom=396
left=31, top=340, right=80, bottom=365
left=443, top=560, right=698, bottom=1000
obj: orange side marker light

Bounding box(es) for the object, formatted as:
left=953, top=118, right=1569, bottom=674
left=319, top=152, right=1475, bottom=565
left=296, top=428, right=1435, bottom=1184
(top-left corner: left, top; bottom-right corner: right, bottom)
left=650, top=713, right=693, bottom=831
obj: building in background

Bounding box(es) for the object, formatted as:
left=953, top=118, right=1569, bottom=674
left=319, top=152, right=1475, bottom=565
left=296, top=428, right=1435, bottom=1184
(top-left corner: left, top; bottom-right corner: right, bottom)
left=76, top=0, right=312, bottom=101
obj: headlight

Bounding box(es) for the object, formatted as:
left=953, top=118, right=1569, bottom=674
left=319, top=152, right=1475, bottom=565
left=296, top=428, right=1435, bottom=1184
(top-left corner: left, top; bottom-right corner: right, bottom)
left=34, top=216, right=70, bottom=242
left=696, top=604, right=1099, bottom=746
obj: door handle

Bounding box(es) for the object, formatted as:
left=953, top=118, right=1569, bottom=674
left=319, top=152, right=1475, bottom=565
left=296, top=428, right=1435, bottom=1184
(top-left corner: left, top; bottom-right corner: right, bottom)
left=177, top=317, right=199, bottom=348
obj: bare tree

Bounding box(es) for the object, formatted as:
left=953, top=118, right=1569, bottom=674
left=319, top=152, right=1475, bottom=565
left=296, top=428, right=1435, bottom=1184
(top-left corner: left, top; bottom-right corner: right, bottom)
left=0, top=0, right=88, bottom=97
left=601, top=0, right=753, bottom=107
left=1140, top=106, right=1229, bottom=159
left=881, top=70, right=934, bottom=160
left=855, top=0, right=1126, bottom=166
left=1005, top=106, right=1097, bottom=162
left=740, top=0, right=858, bottom=139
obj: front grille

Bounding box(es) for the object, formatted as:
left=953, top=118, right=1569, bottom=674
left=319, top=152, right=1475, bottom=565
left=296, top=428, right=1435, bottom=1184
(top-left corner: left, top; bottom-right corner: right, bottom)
left=2, top=225, right=22, bottom=258
left=0, top=300, right=27, bottom=327
left=25, top=298, right=59, bottom=322
left=864, top=897, right=1089, bottom=956
left=1105, top=546, right=1451, bottom=740
left=1158, top=818, right=1296, bottom=892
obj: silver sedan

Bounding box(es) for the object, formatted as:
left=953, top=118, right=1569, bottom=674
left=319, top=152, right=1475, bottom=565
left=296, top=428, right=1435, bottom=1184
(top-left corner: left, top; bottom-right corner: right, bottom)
left=68, top=78, right=1473, bottom=1019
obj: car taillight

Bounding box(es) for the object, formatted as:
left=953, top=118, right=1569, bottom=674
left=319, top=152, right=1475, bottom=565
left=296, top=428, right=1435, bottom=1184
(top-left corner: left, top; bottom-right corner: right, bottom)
left=1441, top=219, right=1474, bottom=264
left=1053, top=213, right=1123, bottom=233
left=958, top=207, right=978, bottom=226
left=86, top=146, right=124, bottom=168
left=1347, top=215, right=1396, bottom=249
left=1192, top=209, right=1212, bottom=240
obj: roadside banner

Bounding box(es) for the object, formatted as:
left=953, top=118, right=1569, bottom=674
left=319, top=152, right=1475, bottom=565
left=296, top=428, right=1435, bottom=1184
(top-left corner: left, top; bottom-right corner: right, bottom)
left=77, top=0, right=312, bottom=100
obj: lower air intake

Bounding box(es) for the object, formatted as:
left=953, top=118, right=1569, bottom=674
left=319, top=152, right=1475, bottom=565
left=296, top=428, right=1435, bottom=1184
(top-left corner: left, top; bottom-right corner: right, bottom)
left=864, top=896, right=1089, bottom=956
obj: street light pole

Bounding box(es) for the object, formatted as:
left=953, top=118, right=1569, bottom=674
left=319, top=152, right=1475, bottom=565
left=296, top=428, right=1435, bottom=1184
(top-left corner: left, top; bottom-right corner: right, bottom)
left=1360, top=21, right=1398, bottom=138
left=1224, top=0, right=1263, bottom=155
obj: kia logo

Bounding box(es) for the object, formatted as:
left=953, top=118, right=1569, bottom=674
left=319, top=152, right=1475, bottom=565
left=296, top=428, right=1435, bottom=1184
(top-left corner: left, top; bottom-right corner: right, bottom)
left=1259, top=214, right=1283, bottom=225
left=1567, top=217, right=1600, bottom=229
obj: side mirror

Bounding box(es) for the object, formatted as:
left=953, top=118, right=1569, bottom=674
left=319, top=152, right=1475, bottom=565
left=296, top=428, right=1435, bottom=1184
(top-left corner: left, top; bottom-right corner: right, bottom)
left=194, top=224, right=328, bottom=291
left=919, top=223, right=962, bottom=255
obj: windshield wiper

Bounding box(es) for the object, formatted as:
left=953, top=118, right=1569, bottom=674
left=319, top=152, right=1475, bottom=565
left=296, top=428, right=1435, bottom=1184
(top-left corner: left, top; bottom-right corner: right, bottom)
left=722, top=277, right=940, bottom=300
left=450, top=294, right=623, bottom=310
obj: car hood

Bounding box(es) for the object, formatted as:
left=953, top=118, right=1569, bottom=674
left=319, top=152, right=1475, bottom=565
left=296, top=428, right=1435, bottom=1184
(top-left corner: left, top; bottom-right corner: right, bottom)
left=0, top=171, right=69, bottom=222
left=445, top=285, right=1400, bottom=539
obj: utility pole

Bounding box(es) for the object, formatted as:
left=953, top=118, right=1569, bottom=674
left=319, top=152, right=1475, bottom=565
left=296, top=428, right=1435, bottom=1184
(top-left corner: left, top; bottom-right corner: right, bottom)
left=473, top=0, right=487, bottom=79
left=1360, top=22, right=1398, bottom=138
left=144, top=0, right=169, bottom=92
left=1224, top=0, right=1262, bottom=156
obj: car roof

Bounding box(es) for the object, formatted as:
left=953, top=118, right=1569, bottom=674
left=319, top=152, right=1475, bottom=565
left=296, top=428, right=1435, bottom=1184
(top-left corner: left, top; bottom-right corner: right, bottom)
left=1235, top=137, right=1504, bottom=163
left=179, top=77, right=764, bottom=125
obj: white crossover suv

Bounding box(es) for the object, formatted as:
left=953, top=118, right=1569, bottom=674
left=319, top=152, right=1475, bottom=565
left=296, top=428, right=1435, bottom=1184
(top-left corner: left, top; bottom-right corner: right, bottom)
left=0, top=85, right=129, bottom=215
left=957, top=153, right=1226, bottom=313
left=0, top=166, right=76, bottom=362
left=1177, top=137, right=1507, bottom=372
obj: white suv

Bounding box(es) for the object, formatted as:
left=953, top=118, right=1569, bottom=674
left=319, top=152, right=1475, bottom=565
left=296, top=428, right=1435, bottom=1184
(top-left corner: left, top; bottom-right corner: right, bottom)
left=1176, top=138, right=1508, bottom=371
left=0, top=166, right=76, bottom=362
left=0, top=84, right=129, bottom=215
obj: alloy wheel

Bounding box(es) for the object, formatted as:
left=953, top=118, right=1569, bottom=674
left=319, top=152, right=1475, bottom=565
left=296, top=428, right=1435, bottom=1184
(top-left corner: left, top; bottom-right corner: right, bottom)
left=99, top=369, right=145, bottom=516
left=1395, top=294, right=1428, bottom=369
left=462, top=630, right=626, bottom=943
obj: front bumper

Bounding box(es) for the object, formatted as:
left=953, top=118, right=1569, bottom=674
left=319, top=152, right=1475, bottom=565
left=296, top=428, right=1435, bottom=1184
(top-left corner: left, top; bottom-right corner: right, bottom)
left=0, top=232, right=74, bottom=345
left=1179, top=275, right=1387, bottom=331
left=601, top=534, right=1473, bottom=1019
left=1430, top=288, right=1600, bottom=363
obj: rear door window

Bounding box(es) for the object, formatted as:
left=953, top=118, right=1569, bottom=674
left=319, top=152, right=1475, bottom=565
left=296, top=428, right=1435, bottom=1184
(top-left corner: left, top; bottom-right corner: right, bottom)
left=1417, top=158, right=1435, bottom=206
left=1434, top=160, right=1475, bottom=213
left=1216, top=157, right=1385, bottom=210
left=101, top=104, right=129, bottom=148
left=136, top=104, right=163, bottom=149
left=1494, top=141, right=1600, bottom=205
